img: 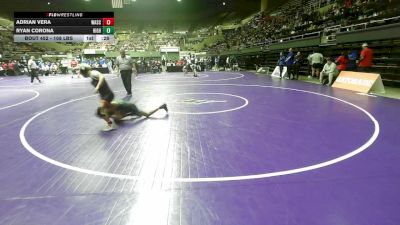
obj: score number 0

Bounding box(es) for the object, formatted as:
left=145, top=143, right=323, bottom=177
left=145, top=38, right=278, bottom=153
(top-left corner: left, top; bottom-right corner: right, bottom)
left=103, top=18, right=115, bottom=26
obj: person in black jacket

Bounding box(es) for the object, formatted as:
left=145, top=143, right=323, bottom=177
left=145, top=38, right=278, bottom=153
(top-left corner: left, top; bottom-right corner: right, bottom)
left=293, top=52, right=303, bottom=80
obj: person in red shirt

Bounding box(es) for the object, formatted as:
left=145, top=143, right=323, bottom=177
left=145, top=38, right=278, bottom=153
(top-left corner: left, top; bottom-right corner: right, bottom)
left=8, top=61, right=15, bottom=76
left=2, top=62, right=8, bottom=76
left=71, top=58, right=78, bottom=68
left=336, top=52, right=348, bottom=72
left=70, top=58, right=80, bottom=78
left=358, top=43, right=373, bottom=72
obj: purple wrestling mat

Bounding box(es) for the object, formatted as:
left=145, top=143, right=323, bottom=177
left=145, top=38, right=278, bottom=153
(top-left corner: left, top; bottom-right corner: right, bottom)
left=0, top=72, right=399, bottom=225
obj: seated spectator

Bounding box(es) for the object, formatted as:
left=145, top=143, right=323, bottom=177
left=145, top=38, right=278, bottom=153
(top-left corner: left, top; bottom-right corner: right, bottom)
left=320, top=58, right=339, bottom=86
left=335, top=52, right=349, bottom=72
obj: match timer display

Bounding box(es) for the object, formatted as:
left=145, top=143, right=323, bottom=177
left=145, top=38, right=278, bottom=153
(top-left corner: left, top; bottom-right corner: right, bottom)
left=13, top=12, right=115, bottom=43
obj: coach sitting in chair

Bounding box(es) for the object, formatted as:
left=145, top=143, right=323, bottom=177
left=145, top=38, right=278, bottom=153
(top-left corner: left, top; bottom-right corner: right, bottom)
left=319, top=57, right=339, bottom=86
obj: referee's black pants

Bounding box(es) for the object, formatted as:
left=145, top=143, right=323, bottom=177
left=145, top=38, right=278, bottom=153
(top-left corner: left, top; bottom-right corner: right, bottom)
left=30, top=69, right=41, bottom=83
left=120, top=69, right=132, bottom=95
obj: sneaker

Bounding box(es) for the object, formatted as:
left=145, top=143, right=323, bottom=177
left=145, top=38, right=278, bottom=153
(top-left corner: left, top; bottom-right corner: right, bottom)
left=160, top=103, right=168, bottom=112
left=102, top=123, right=116, bottom=132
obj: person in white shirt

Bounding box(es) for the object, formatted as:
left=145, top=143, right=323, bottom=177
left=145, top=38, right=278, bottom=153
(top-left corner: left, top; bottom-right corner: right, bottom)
left=28, top=56, right=41, bottom=83
left=115, top=49, right=134, bottom=96
left=226, top=56, right=230, bottom=70
left=307, top=50, right=324, bottom=78
left=320, top=58, right=339, bottom=86
left=50, top=63, right=58, bottom=75
left=61, top=58, right=69, bottom=74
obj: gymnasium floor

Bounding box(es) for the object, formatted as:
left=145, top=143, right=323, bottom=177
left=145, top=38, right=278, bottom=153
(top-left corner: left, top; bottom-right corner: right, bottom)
left=0, top=72, right=399, bottom=225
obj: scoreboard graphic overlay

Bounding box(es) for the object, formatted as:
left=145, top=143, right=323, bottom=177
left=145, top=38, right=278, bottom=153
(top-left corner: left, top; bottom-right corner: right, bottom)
left=14, top=12, right=115, bottom=43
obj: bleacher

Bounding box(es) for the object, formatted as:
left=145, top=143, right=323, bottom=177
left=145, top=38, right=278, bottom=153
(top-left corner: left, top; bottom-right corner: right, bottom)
left=237, top=39, right=400, bottom=87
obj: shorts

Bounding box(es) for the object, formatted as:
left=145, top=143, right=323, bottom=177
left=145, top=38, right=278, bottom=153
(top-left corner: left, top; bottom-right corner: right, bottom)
left=312, top=63, right=323, bottom=69
left=100, top=92, right=115, bottom=103
left=117, top=103, right=139, bottom=117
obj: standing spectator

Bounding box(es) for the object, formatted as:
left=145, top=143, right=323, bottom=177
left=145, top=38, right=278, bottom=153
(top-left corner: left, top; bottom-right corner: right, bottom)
left=320, top=58, right=338, bottom=86
left=70, top=58, right=79, bottom=78
left=347, top=50, right=358, bottom=71
left=214, top=56, right=220, bottom=71
left=61, top=58, right=69, bottom=74
left=50, top=63, right=58, bottom=75
left=307, top=49, right=324, bottom=78
left=161, top=55, right=167, bottom=72
left=115, top=49, right=134, bottom=96
left=358, top=43, right=373, bottom=72
left=7, top=60, right=15, bottom=76
left=28, top=56, right=41, bottom=84
left=99, top=57, right=106, bottom=67
left=0, top=62, right=4, bottom=76
left=335, top=52, right=349, bottom=72
left=293, top=51, right=303, bottom=80
left=277, top=52, right=286, bottom=79
left=225, top=56, right=230, bottom=70
left=42, top=62, right=50, bottom=76
left=285, top=48, right=295, bottom=79
left=2, top=61, right=8, bottom=76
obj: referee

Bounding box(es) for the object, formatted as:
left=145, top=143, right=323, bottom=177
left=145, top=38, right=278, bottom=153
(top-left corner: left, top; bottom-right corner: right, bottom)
left=115, top=49, right=134, bottom=96
left=27, top=56, right=41, bottom=84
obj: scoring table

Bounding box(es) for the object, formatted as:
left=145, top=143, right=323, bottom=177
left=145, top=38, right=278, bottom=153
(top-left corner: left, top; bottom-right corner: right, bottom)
left=13, top=12, right=115, bottom=43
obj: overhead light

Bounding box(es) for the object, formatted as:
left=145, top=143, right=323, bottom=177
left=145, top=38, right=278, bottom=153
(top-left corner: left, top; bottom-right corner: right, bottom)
left=47, top=2, right=51, bottom=4
left=177, top=0, right=181, bottom=2
left=222, top=2, right=226, bottom=6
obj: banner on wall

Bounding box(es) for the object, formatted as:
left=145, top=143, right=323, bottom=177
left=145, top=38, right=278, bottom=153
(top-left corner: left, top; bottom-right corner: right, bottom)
left=160, top=46, right=179, bottom=53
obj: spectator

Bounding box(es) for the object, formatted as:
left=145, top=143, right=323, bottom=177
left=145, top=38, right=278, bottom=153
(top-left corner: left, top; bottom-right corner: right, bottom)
left=161, top=55, right=167, bottom=72
left=308, top=49, right=324, bottom=78
left=61, top=58, right=69, bottom=74
left=70, top=58, right=79, bottom=77
left=0, top=62, right=4, bottom=76
left=358, top=43, right=373, bottom=72
left=320, top=57, right=339, bottom=86
left=347, top=50, right=358, bottom=71
left=2, top=62, right=8, bottom=76
left=50, top=63, right=58, bottom=75
left=285, top=48, right=295, bottom=79
left=277, top=52, right=286, bottom=79
left=293, top=51, right=303, bottom=80
left=7, top=60, right=15, bottom=76
left=335, top=52, right=349, bottom=72
left=214, top=56, right=220, bottom=71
